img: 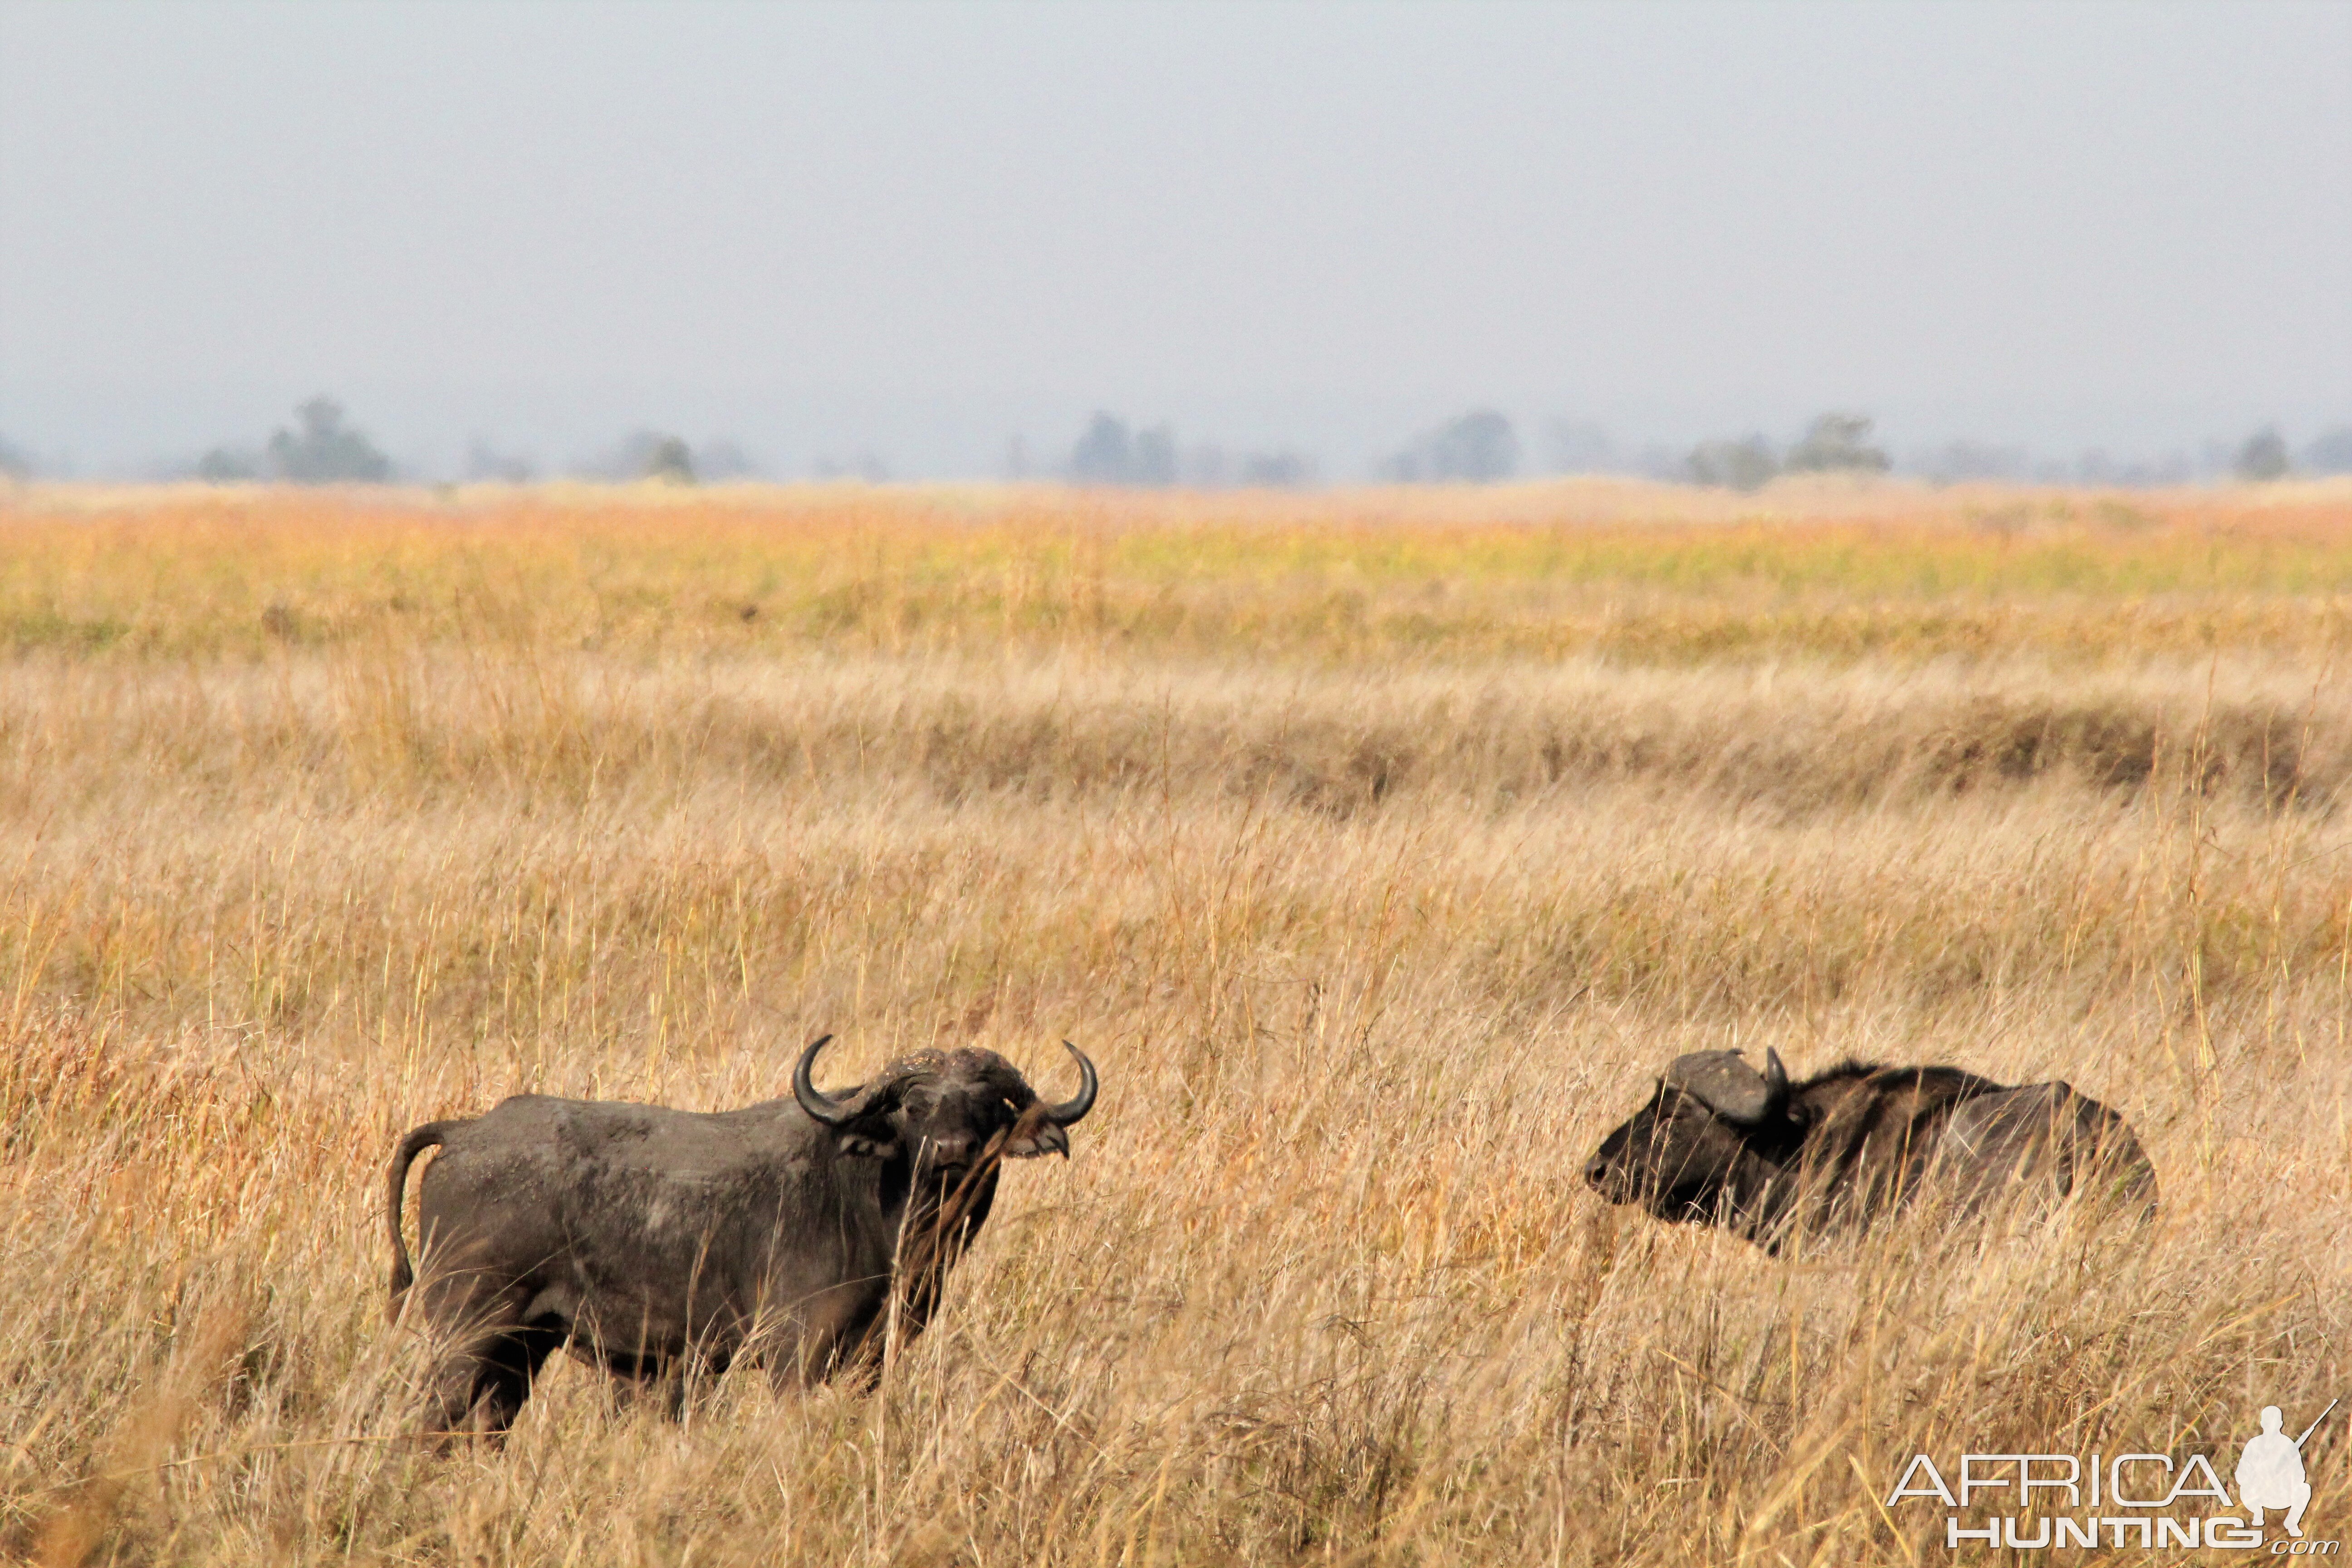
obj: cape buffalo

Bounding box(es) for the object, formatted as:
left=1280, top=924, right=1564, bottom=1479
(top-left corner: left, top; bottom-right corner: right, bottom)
left=386, top=1034, right=1096, bottom=1439
left=1583, top=1049, right=2156, bottom=1250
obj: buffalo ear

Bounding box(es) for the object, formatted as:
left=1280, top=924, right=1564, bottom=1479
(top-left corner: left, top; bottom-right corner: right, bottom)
left=1001, top=1125, right=1070, bottom=1160
left=823, top=1078, right=906, bottom=1159
left=1000, top=1105, right=1070, bottom=1160
left=830, top=1104, right=905, bottom=1160
left=833, top=1129, right=903, bottom=1160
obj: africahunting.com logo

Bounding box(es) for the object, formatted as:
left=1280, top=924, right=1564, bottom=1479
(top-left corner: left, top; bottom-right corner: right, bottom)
left=1885, top=1401, right=2336, bottom=1553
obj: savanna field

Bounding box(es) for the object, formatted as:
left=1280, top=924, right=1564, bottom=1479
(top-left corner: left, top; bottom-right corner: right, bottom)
left=5, top=476, right=2352, bottom=1566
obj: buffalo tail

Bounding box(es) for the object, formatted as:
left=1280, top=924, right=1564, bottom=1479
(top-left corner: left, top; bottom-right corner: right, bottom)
left=385, top=1121, right=451, bottom=1323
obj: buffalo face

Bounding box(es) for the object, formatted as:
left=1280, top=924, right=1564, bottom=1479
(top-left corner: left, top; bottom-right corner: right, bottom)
left=1584, top=1049, right=1790, bottom=1225
left=793, top=1036, right=1098, bottom=1186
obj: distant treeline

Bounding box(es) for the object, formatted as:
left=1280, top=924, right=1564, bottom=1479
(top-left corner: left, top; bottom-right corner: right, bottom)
left=5, top=397, right=2349, bottom=489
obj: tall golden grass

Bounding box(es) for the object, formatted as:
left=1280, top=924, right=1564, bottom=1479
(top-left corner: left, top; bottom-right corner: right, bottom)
left=3, top=477, right=2348, bottom=1564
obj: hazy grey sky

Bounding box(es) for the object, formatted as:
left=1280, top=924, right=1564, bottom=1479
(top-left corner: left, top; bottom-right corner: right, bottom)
left=3, top=0, right=2347, bottom=474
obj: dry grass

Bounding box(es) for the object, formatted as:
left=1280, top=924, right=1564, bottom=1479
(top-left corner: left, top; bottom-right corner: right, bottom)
left=2, top=479, right=2348, bottom=1565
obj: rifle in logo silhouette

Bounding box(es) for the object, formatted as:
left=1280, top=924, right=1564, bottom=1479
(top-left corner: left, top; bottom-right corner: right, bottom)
left=2239, top=1399, right=2336, bottom=1539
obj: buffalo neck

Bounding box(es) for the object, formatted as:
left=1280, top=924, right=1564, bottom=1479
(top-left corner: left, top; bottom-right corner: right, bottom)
left=887, top=1160, right=1004, bottom=1326
left=1715, top=1112, right=1815, bottom=1245
left=1713, top=1140, right=1795, bottom=1244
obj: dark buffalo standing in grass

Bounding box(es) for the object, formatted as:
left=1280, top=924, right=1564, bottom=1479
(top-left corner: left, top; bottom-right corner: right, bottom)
left=386, top=1035, right=1096, bottom=1440
left=1583, top=1049, right=2155, bottom=1250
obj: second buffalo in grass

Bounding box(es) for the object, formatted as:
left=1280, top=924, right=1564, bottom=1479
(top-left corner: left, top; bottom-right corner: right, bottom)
left=1585, top=1049, right=2156, bottom=1249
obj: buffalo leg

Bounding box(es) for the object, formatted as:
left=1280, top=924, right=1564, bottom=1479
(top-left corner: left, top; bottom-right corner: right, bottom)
left=418, top=1314, right=563, bottom=1445
left=794, top=1298, right=887, bottom=1393
left=612, top=1338, right=743, bottom=1420
left=471, top=1322, right=565, bottom=1436
left=605, top=1357, right=685, bottom=1420
left=573, top=1338, right=710, bottom=1422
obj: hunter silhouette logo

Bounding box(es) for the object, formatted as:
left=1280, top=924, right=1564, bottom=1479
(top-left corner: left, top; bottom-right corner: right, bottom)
left=1884, top=1397, right=2339, bottom=1552
left=2241, top=1401, right=2334, bottom=1539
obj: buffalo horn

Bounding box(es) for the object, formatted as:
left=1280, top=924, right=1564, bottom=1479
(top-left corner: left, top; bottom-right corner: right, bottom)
left=1665, top=1048, right=1788, bottom=1127
left=791, top=1034, right=854, bottom=1127
left=1043, top=1041, right=1098, bottom=1126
